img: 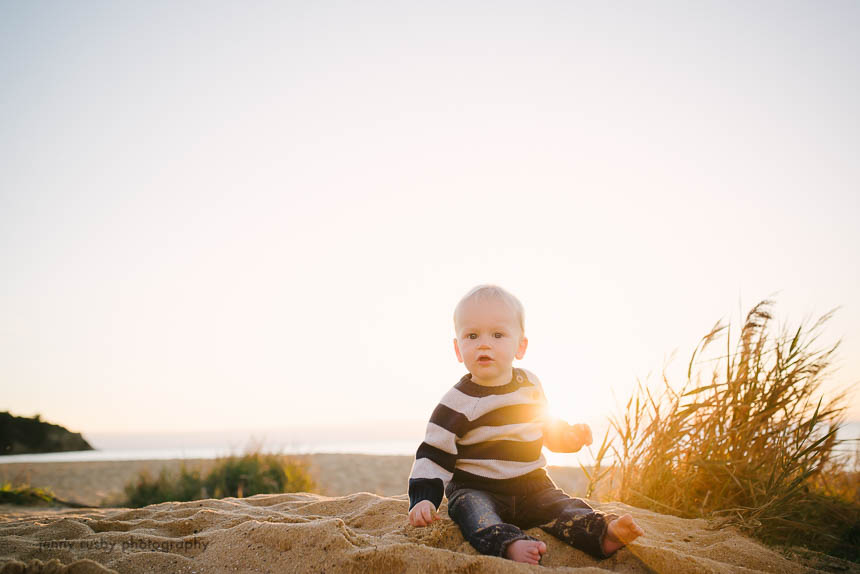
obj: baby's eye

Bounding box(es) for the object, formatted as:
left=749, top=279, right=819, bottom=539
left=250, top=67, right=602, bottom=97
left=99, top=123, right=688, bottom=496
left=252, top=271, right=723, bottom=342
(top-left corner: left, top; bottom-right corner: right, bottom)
left=468, top=333, right=477, bottom=339
left=494, top=332, right=503, bottom=338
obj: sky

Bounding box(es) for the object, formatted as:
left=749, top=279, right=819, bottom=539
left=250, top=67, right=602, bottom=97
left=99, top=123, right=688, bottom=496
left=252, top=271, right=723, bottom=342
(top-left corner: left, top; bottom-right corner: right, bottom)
left=1, top=0, right=858, bottom=441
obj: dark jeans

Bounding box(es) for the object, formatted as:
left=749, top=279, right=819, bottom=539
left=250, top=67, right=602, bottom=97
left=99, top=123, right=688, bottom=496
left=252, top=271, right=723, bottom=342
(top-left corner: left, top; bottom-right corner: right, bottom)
left=446, top=478, right=618, bottom=560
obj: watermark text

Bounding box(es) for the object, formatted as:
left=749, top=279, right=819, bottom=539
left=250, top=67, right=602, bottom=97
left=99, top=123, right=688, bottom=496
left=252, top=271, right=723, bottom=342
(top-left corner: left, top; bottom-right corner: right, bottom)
left=38, top=537, right=209, bottom=553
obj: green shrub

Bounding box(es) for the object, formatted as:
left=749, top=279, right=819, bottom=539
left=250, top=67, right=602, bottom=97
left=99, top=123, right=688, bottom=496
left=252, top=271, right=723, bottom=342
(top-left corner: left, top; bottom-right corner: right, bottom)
left=0, top=482, right=61, bottom=505
left=587, top=300, right=859, bottom=560
left=123, top=463, right=205, bottom=508
left=206, top=451, right=316, bottom=499
left=124, top=452, right=315, bottom=507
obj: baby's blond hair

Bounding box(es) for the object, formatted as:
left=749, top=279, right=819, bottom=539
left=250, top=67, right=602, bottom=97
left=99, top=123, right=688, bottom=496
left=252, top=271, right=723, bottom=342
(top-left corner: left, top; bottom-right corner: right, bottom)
left=453, top=285, right=525, bottom=334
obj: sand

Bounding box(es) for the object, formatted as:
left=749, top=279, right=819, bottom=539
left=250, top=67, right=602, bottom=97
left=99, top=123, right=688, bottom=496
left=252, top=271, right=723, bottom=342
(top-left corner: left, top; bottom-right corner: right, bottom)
left=0, top=456, right=854, bottom=573
left=2, top=494, right=850, bottom=574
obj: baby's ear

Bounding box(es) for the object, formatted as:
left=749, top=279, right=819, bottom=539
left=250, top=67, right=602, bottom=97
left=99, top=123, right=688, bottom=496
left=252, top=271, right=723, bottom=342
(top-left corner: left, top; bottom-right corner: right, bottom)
left=515, top=336, right=529, bottom=360
left=453, top=338, right=464, bottom=363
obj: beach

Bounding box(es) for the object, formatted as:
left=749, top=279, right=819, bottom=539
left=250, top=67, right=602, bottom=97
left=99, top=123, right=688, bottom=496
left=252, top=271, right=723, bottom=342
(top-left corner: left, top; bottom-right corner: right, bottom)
left=1, top=455, right=856, bottom=573
left=0, top=455, right=590, bottom=508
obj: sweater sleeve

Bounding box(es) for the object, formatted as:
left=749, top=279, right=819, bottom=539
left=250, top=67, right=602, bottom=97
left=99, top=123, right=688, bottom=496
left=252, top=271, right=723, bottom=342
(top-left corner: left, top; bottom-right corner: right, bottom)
left=407, top=401, right=463, bottom=511
left=520, top=368, right=577, bottom=453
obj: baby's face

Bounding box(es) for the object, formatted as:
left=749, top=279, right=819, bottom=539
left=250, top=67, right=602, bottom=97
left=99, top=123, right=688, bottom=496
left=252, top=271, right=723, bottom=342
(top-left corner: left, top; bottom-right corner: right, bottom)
left=453, top=296, right=528, bottom=386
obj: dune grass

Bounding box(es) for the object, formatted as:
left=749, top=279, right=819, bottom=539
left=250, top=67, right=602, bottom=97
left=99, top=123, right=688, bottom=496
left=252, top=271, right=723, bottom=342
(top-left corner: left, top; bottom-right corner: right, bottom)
left=585, top=300, right=859, bottom=560
left=124, top=451, right=316, bottom=508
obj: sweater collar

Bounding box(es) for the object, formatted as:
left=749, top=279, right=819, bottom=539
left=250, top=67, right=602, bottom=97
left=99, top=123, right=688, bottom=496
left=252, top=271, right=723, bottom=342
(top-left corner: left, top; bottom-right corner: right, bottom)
left=455, top=368, right=531, bottom=397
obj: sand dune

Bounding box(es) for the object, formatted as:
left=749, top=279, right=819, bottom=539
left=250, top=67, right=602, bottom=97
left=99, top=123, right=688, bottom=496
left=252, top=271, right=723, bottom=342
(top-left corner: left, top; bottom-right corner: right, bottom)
left=1, top=456, right=854, bottom=573
left=1, top=492, right=851, bottom=574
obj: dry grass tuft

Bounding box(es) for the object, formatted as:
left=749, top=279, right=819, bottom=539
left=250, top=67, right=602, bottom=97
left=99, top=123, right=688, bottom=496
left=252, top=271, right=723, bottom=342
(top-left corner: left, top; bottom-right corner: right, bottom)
left=587, top=300, right=859, bottom=560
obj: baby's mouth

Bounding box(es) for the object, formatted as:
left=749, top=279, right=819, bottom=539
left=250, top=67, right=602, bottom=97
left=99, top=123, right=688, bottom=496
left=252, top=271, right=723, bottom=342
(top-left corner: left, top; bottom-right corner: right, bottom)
left=477, top=355, right=493, bottom=362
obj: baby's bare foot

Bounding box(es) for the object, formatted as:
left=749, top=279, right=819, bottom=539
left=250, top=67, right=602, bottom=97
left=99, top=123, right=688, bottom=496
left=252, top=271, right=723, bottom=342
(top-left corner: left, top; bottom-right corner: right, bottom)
left=505, top=539, right=547, bottom=564
left=602, top=514, right=644, bottom=555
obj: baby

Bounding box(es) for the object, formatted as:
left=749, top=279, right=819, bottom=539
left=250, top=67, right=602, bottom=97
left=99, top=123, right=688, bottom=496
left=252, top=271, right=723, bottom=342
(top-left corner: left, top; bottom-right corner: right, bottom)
left=407, top=285, right=644, bottom=564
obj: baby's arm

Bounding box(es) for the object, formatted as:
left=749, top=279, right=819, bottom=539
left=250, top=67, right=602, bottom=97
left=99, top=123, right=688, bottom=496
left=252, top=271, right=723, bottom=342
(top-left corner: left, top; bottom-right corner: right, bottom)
left=408, top=398, right=461, bottom=526
left=523, top=369, right=593, bottom=453
left=543, top=418, right=593, bottom=453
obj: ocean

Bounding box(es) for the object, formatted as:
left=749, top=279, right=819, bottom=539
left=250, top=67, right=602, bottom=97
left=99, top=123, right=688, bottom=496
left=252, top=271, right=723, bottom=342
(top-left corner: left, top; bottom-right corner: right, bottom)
left=2, top=421, right=857, bottom=467
left=0, top=423, right=425, bottom=464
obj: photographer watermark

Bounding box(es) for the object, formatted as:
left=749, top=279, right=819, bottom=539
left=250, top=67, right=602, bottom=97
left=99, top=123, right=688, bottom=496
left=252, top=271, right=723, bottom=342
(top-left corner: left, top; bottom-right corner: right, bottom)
left=38, top=537, right=209, bottom=553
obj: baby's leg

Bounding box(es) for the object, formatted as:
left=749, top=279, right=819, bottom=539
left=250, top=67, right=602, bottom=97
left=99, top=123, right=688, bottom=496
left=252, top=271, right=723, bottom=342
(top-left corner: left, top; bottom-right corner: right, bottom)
left=519, top=486, right=639, bottom=559
left=447, top=487, right=541, bottom=561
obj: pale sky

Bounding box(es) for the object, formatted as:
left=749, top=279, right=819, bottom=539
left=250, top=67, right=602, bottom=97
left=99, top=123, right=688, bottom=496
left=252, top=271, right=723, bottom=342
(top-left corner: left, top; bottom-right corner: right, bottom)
left=2, top=1, right=858, bottom=439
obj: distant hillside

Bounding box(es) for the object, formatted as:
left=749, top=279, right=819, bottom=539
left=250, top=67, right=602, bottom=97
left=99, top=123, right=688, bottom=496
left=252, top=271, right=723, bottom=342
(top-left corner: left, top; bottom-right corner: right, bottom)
left=0, top=412, right=93, bottom=455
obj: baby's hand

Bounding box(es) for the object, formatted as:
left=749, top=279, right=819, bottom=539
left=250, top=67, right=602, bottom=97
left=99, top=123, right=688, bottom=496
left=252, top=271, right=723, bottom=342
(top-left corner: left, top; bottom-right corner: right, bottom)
left=409, top=500, right=439, bottom=527
left=565, top=423, right=593, bottom=452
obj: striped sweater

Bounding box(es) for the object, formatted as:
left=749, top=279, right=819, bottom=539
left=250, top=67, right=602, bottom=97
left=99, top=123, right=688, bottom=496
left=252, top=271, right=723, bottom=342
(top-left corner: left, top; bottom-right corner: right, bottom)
left=408, top=367, right=572, bottom=510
